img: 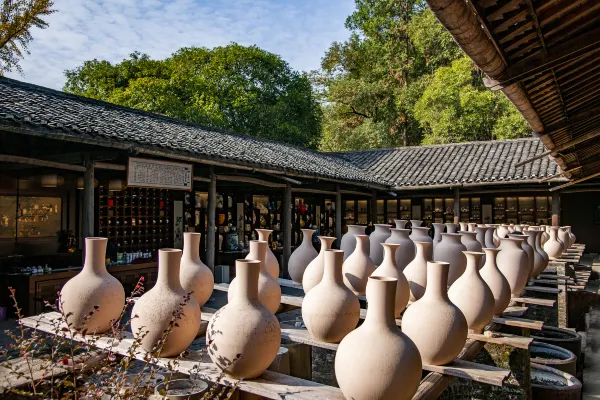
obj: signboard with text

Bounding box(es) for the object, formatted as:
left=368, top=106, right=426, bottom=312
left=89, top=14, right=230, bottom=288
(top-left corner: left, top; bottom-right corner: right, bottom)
left=127, top=157, right=193, bottom=190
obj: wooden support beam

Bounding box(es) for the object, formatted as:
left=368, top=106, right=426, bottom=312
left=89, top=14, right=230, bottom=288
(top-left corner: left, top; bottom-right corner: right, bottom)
left=93, top=161, right=126, bottom=171
left=291, top=188, right=336, bottom=195
left=550, top=169, right=600, bottom=192
left=512, top=297, right=556, bottom=307
left=467, top=332, right=532, bottom=350
left=215, top=174, right=287, bottom=188
left=206, top=167, right=216, bottom=272
left=335, top=185, right=342, bottom=248
left=82, top=153, right=94, bottom=239
left=515, top=129, right=600, bottom=167
left=283, top=183, right=292, bottom=278
left=523, top=286, right=561, bottom=294
left=453, top=188, right=460, bottom=224
left=491, top=315, right=544, bottom=330
left=0, top=154, right=87, bottom=172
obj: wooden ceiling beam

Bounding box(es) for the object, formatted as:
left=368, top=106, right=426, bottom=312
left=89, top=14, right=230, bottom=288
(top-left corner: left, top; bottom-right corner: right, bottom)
left=487, top=0, right=525, bottom=21
left=499, top=21, right=534, bottom=44
left=516, top=129, right=600, bottom=167
left=494, top=9, right=529, bottom=34
left=550, top=169, right=600, bottom=192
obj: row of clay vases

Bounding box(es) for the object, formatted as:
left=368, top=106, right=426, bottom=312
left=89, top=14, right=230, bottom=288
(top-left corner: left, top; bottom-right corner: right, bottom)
left=288, top=229, right=318, bottom=284
left=403, top=241, right=430, bottom=302
left=255, top=229, right=279, bottom=279
left=343, top=235, right=375, bottom=296
left=433, top=233, right=467, bottom=286
left=340, top=225, right=367, bottom=260
left=302, top=236, right=336, bottom=293
left=410, top=226, right=433, bottom=260
left=370, top=224, right=392, bottom=265
left=385, top=228, right=414, bottom=270
left=544, top=226, right=564, bottom=258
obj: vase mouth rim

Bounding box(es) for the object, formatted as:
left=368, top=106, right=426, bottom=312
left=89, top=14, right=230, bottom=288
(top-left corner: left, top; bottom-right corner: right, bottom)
left=301, top=228, right=316, bottom=233
left=461, top=231, right=477, bottom=236
left=159, top=248, right=182, bottom=253
left=354, top=234, right=368, bottom=238
left=235, top=259, right=261, bottom=266
left=325, top=249, right=343, bottom=253
left=390, top=228, right=410, bottom=232
left=249, top=240, right=268, bottom=245
left=441, top=233, right=461, bottom=236
left=374, top=224, right=392, bottom=228
left=501, top=237, right=524, bottom=242
left=427, top=261, right=450, bottom=268
left=255, top=228, right=273, bottom=232
left=508, top=234, right=527, bottom=238
left=411, top=227, right=429, bottom=231
left=86, top=237, right=107, bottom=242
left=483, top=247, right=502, bottom=253
left=413, top=241, right=431, bottom=247
left=463, top=251, right=484, bottom=256
left=368, top=276, right=397, bottom=283
left=433, top=222, right=446, bottom=226
left=381, top=242, right=400, bottom=248
left=318, top=235, right=336, bottom=240
left=183, top=232, right=200, bottom=236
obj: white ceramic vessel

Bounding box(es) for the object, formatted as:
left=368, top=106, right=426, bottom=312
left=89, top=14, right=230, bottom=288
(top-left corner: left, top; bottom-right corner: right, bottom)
left=342, top=235, right=375, bottom=296
left=302, top=236, right=336, bottom=293
left=180, top=232, right=214, bottom=307
left=340, top=225, right=367, bottom=260
left=288, top=229, right=318, bottom=283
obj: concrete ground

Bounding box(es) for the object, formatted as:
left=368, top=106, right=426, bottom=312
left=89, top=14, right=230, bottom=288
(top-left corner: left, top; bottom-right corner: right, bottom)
left=583, top=254, right=600, bottom=399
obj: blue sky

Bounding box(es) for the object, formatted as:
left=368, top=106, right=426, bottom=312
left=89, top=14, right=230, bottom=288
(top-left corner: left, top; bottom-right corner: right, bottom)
left=6, top=0, right=356, bottom=90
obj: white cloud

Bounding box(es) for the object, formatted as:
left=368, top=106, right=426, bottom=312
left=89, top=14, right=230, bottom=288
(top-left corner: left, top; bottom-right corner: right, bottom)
left=6, top=0, right=355, bottom=89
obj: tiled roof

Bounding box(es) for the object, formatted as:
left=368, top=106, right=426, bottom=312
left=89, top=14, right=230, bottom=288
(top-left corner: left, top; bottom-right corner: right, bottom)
left=0, top=77, right=385, bottom=187
left=332, top=139, right=564, bottom=188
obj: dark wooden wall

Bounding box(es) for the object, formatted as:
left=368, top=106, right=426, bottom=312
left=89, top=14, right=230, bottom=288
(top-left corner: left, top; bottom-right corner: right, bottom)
left=561, top=192, right=600, bottom=253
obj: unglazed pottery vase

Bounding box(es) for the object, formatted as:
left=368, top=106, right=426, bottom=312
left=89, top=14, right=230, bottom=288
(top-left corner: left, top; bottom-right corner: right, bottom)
left=485, top=226, right=497, bottom=249
left=508, top=224, right=515, bottom=233
left=402, top=262, right=468, bottom=365
left=508, top=234, right=534, bottom=279
left=394, top=219, right=408, bottom=229
left=403, top=241, right=430, bottom=302
left=433, top=233, right=467, bottom=286
left=480, top=248, right=511, bottom=316
left=288, top=229, right=318, bottom=283
left=558, top=227, right=571, bottom=249
left=342, top=235, right=375, bottom=296
left=497, top=225, right=509, bottom=240
left=541, top=225, right=550, bottom=246
left=335, top=277, right=422, bottom=400
left=544, top=227, right=564, bottom=258
left=459, top=222, right=469, bottom=232
left=340, top=225, right=367, bottom=260
left=302, top=236, right=336, bottom=294
left=490, top=225, right=500, bottom=247
left=254, top=229, right=279, bottom=279
left=475, top=226, right=487, bottom=248
left=432, top=223, right=445, bottom=250
left=448, top=252, right=495, bottom=333
left=445, top=223, right=458, bottom=233
left=567, top=226, right=576, bottom=245
left=497, top=238, right=530, bottom=297
left=535, top=230, right=549, bottom=272
left=461, top=232, right=482, bottom=253
left=230, top=240, right=281, bottom=313
left=514, top=224, right=522, bottom=233
left=369, top=243, right=410, bottom=317
left=207, top=259, right=280, bottom=379
left=302, top=250, right=359, bottom=343
left=409, top=227, right=433, bottom=260
left=61, top=237, right=125, bottom=333
left=131, top=249, right=201, bottom=357
left=410, top=219, right=422, bottom=227
left=385, top=229, right=415, bottom=270
left=468, top=222, right=477, bottom=232
left=369, top=224, right=392, bottom=265
left=524, top=230, right=545, bottom=278
left=180, top=232, right=214, bottom=307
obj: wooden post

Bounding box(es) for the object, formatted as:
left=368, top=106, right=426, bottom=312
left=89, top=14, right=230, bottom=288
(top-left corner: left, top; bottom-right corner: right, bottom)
left=453, top=187, right=460, bottom=224
left=371, top=189, right=377, bottom=225
left=206, top=167, right=216, bottom=272
left=82, top=153, right=94, bottom=239
left=335, top=185, right=342, bottom=248
left=282, top=343, right=312, bottom=380
left=283, top=183, right=292, bottom=278
left=551, top=191, right=560, bottom=226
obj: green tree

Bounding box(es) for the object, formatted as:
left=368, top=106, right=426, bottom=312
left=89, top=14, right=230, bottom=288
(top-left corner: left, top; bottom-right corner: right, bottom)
left=0, top=0, right=55, bottom=75
left=64, top=45, right=322, bottom=149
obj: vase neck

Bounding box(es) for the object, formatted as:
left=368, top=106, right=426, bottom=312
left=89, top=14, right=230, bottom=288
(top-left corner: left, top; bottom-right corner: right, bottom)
left=381, top=244, right=400, bottom=267
left=464, top=251, right=484, bottom=273
left=414, top=241, right=429, bottom=259
left=318, top=236, right=336, bottom=254
left=374, top=224, right=391, bottom=233
left=441, top=233, right=462, bottom=244
left=183, top=232, right=201, bottom=262
left=549, top=227, right=559, bottom=240
left=255, top=229, right=272, bottom=242
left=301, top=229, right=315, bottom=246
left=423, top=262, right=450, bottom=301
left=354, top=235, right=369, bottom=253
left=390, top=228, right=410, bottom=240
left=234, top=260, right=261, bottom=301
left=482, top=248, right=501, bottom=271
left=157, top=249, right=183, bottom=290
left=499, top=238, right=522, bottom=249
left=394, top=220, right=407, bottom=229
left=247, top=240, right=268, bottom=271
left=322, top=250, right=344, bottom=283
left=410, top=220, right=422, bottom=227
left=365, top=277, right=397, bottom=328
left=84, top=237, right=108, bottom=275
left=347, top=225, right=366, bottom=235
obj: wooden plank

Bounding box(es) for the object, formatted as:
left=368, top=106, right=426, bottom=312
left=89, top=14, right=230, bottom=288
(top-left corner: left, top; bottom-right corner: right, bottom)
left=523, top=286, right=561, bottom=294
left=491, top=315, right=544, bottom=330
left=530, top=278, right=575, bottom=285
left=467, top=332, right=532, bottom=350
left=512, top=297, right=556, bottom=307
left=421, top=359, right=509, bottom=387
left=539, top=274, right=570, bottom=280
left=278, top=278, right=303, bottom=290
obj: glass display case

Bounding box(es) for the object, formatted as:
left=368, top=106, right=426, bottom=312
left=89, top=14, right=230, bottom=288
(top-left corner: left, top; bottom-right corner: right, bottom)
left=519, top=197, right=535, bottom=224
left=506, top=197, right=518, bottom=224
left=387, top=199, right=398, bottom=224
left=399, top=199, right=411, bottom=220
left=376, top=200, right=385, bottom=223
left=536, top=196, right=551, bottom=225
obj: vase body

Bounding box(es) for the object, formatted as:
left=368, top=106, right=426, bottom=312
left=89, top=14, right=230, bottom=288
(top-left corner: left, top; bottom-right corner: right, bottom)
left=180, top=232, right=214, bottom=307
left=468, top=222, right=477, bottom=232
left=497, top=225, right=509, bottom=240
left=131, top=249, right=201, bottom=357
left=369, top=244, right=409, bottom=317
left=207, top=259, right=280, bottom=379
left=544, top=227, right=564, bottom=258
left=403, top=241, right=430, bottom=302
left=445, top=223, right=457, bottom=233
left=335, top=277, right=422, bottom=400
left=535, top=230, right=549, bottom=271
left=61, top=237, right=125, bottom=333
left=254, top=229, right=279, bottom=279
left=302, top=236, right=336, bottom=293
left=369, top=224, right=392, bottom=265
left=459, top=222, right=468, bottom=232
left=490, top=225, right=500, bottom=246
left=566, top=226, right=576, bottom=245
left=342, top=235, right=375, bottom=296
left=230, top=240, right=281, bottom=313
left=480, top=248, right=511, bottom=316
left=485, top=226, right=497, bottom=249
left=558, top=227, right=571, bottom=249
left=432, top=223, right=445, bottom=250
left=288, top=229, right=318, bottom=283
left=394, top=219, right=408, bottom=229
left=508, top=234, right=534, bottom=279
left=475, top=226, right=487, bottom=248
left=461, top=232, right=482, bottom=252
left=340, top=225, right=367, bottom=260
left=302, top=250, right=359, bottom=343
left=496, top=238, right=530, bottom=297
left=410, top=219, right=422, bottom=227
left=385, top=229, right=414, bottom=270
left=409, top=227, right=433, bottom=260
left=541, top=225, right=550, bottom=245
left=402, top=262, right=468, bottom=365
left=433, top=233, right=467, bottom=286
left=524, top=230, right=545, bottom=278
left=448, top=252, right=495, bottom=333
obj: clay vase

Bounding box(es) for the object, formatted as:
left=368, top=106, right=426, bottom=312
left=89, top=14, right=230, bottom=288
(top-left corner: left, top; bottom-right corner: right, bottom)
left=448, top=252, right=495, bottom=333
left=410, top=219, right=422, bottom=227
left=432, top=223, right=445, bottom=250
left=60, top=237, right=125, bottom=333
left=475, top=226, right=487, bottom=248
left=468, top=222, right=477, bottom=232
left=385, top=229, right=415, bottom=271
left=302, top=250, right=359, bottom=343
left=302, top=236, right=336, bottom=294
left=479, top=248, right=511, bottom=316
left=207, top=259, right=280, bottom=379
left=394, top=219, right=408, bottom=229
left=524, top=230, right=545, bottom=278
left=445, top=223, right=458, bottom=233
left=461, top=232, right=482, bottom=253
left=230, top=240, right=281, bottom=314
left=402, top=261, right=468, bottom=365
left=497, top=238, right=530, bottom=297
left=459, top=222, right=468, bottom=232
left=497, top=225, right=509, bottom=240
left=541, top=225, right=550, bottom=246
left=335, top=276, right=422, bottom=400
left=340, top=225, right=367, bottom=260
left=433, top=233, right=467, bottom=286
left=490, top=224, right=500, bottom=247
left=342, top=235, right=375, bottom=296
left=369, top=224, right=392, bottom=265
left=180, top=232, right=214, bottom=308
left=485, top=226, right=497, bottom=249
left=369, top=243, right=410, bottom=317
left=514, top=224, right=522, bottom=233
left=508, top=224, right=515, bottom=233
left=131, top=249, right=201, bottom=357
left=508, top=234, right=534, bottom=279
left=535, top=231, right=549, bottom=272
left=544, top=227, right=565, bottom=258
left=567, top=226, right=576, bottom=245
left=288, top=229, right=318, bottom=284
left=254, top=229, right=279, bottom=279
left=409, top=227, right=433, bottom=260
left=558, top=227, right=571, bottom=249
left=403, top=241, right=430, bottom=302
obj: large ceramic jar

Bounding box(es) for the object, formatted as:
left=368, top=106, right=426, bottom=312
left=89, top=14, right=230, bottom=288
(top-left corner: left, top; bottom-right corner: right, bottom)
left=230, top=240, right=281, bottom=313
left=432, top=223, right=446, bottom=250
left=369, top=224, right=392, bottom=265
left=340, top=225, right=367, bottom=260
left=497, top=225, right=509, bottom=240
left=335, top=277, right=422, bottom=400
left=524, top=230, right=544, bottom=278
left=394, top=219, right=408, bottom=229
left=254, top=229, right=279, bottom=279
left=479, top=248, right=511, bottom=316
left=544, top=226, right=564, bottom=258
left=402, top=262, right=468, bottom=365
left=369, top=243, right=410, bottom=317
left=180, top=232, right=214, bottom=308
left=485, top=226, right=497, bottom=249
left=541, top=225, right=550, bottom=246
left=410, top=219, right=422, bottom=227
left=535, top=230, right=549, bottom=271
left=302, top=236, right=336, bottom=293
left=558, top=227, right=571, bottom=250
left=409, top=227, right=433, bottom=260
left=566, top=226, right=576, bottom=245
left=131, top=249, right=201, bottom=357
left=61, top=237, right=125, bottom=333
left=448, top=252, right=495, bottom=333
left=288, top=229, right=318, bottom=283
left=433, top=233, right=467, bottom=286
left=403, top=241, right=430, bottom=302
left=207, top=259, right=280, bottom=379
left=445, top=223, right=458, bottom=233
left=342, top=235, right=375, bottom=296
left=459, top=222, right=469, bottom=232
left=489, top=224, right=500, bottom=247
left=497, top=238, right=530, bottom=297
left=461, top=232, right=482, bottom=253
left=508, top=234, right=534, bottom=279
left=385, top=229, right=415, bottom=270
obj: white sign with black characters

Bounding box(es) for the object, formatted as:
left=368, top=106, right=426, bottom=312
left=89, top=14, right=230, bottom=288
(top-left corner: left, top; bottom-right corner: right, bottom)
left=127, top=157, right=193, bottom=190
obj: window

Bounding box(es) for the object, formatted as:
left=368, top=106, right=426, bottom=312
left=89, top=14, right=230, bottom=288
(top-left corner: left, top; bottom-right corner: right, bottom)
left=0, top=196, right=62, bottom=239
